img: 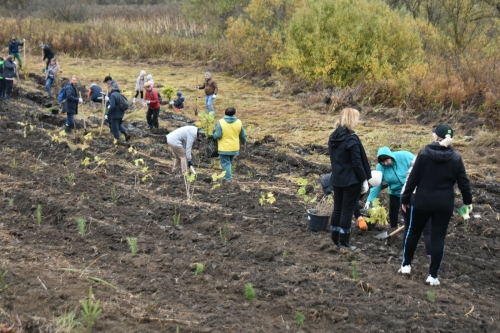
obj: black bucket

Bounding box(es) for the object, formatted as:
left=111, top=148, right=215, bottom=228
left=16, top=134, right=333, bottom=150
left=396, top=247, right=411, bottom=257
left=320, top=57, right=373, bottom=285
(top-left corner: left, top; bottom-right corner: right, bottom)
left=307, top=209, right=330, bottom=232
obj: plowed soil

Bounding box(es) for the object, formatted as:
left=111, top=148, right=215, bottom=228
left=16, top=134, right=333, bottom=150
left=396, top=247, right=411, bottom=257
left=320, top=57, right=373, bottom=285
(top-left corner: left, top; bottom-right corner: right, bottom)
left=1, top=80, right=500, bottom=333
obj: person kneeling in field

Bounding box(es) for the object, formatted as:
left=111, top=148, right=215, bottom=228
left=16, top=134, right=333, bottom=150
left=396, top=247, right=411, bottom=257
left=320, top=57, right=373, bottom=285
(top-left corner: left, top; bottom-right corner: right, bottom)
left=169, top=91, right=185, bottom=112
left=166, top=126, right=206, bottom=175
left=212, top=107, right=246, bottom=181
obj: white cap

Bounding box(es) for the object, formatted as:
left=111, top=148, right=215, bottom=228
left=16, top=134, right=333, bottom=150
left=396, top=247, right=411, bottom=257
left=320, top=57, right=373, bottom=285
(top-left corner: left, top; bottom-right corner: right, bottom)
left=368, top=170, right=383, bottom=187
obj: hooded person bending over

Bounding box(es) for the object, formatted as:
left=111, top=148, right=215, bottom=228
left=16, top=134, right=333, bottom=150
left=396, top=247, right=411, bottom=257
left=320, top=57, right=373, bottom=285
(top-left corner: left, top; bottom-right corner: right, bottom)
left=166, top=126, right=206, bottom=175
left=365, top=147, right=414, bottom=228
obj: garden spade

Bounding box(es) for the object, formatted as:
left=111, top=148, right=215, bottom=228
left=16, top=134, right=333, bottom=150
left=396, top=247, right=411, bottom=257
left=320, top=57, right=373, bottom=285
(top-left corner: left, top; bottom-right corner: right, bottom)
left=190, top=165, right=196, bottom=175
left=375, top=225, right=404, bottom=240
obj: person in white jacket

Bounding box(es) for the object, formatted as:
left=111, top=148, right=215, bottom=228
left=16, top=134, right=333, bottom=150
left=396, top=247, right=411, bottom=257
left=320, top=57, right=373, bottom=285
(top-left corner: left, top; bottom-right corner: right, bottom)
left=166, top=126, right=206, bottom=174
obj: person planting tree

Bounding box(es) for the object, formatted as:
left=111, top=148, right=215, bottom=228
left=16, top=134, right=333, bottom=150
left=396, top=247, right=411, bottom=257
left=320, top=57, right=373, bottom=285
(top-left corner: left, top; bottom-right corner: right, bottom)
left=88, top=83, right=103, bottom=103
left=133, top=70, right=146, bottom=103
left=197, top=72, right=218, bottom=114
left=212, top=107, right=246, bottom=181
left=143, top=82, right=160, bottom=130
left=8, top=37, right=24, bottom=68
left=106, top=84, right=131, bottom=143
left=399, top=124, right=472, bottom=286
left=169, top=91, right=185, bottom=112
left=62, top=76, right=83, bottom=134
left=166, top=126, right=206, bottom=175
left=328, top=108, right=371, bottom=250
left=364, top=147, right=414, bottom=229
left=39, top=42, right=55, bottom=70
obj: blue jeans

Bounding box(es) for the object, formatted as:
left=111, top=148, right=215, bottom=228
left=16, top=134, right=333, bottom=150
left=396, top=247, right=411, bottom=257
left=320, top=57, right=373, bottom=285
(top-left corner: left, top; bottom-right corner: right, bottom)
left=111, top=118, right=127, bottom=140
left=205, top=94, right=215, bottom=113
left=65, top=113, right=74, bottom=127
left=46, top=78, right=53, bottom=97
left=219, top=154, right=234, bottom=180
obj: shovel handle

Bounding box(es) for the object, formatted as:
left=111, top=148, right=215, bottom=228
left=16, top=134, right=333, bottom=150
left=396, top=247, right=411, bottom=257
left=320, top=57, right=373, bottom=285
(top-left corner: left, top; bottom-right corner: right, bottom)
left=389, top=225, right=405, bottom=237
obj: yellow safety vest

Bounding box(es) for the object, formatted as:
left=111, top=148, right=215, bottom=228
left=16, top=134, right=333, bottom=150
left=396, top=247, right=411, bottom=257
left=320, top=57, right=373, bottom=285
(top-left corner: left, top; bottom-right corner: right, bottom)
left=218, top=118, right=242, bottom=151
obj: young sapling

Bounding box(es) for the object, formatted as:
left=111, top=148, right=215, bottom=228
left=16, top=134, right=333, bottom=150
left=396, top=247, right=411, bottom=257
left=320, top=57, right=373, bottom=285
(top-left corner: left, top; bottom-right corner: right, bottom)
left=7, top=198, right=14, bottom=206
left=295, top=311, right=305, bottom=326
left=194, top=263, right=204, bottom=275
left=80, top=286, right=102, bottom=332
left=127, top=237, right=138, bottom=256
left=111, top=185, right=120, bottom=204
left=245, top=283, right=256, bottom=301
left=352, top=261, right=358, bottom=281
left=10, top=158, right=18, bottom=168
left=77, top=217, right=87, bottom=235
left=173, top=205, right=181, bottom=226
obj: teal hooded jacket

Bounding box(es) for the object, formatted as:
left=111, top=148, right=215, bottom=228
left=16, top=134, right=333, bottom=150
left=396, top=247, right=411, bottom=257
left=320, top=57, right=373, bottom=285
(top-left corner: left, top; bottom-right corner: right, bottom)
left=367, top=146, right=415, bottom=201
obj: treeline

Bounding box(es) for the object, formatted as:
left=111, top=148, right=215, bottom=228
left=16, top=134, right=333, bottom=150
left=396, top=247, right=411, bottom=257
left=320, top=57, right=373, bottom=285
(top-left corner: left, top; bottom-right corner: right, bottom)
left=1, top=0, right=500, bottom=122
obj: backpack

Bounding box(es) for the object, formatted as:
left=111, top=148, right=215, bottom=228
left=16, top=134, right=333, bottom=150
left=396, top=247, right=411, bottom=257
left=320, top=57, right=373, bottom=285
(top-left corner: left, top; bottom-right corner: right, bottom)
left=58, top=83, right=68, bottom=103
left=157, top=91, right=163, bottom=104
left=117, top=93, right=130, bottom=111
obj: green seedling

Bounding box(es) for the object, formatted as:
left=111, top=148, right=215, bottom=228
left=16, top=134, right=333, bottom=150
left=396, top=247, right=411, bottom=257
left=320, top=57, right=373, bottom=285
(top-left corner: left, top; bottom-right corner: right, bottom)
left=80, top=286, right=102, bottom=332
left=50, top=133, right=60, bottom=143
left=282, top=250, right=288, bottom=258
left=246, top=171, right=253, bottom=178
left=245, top=283, right=256, bottom=301
left=297, top=178, right=317, bottom=204
left=77, top=217, right=87, bottom=235
left=173, top=205, right=181, bottom=226
left=81, top=157, right=91, bottom=167
left=211, top=170, right=226, bottom=190
left=33, top=164, right=38, bottom=175
left=111, top=185, right=120, bottom=204
left=94, top=156, right=106, bottom=166
left=83, top=132, right=92, bottom=141
left=10, top=158, right=18, bottom=168
left=36, top=204, right=42, bottom=225
left=64, top=169, right=75, bottom=186
left=0, top=269, right=10, bottom=295
left=55, top=309, right=82, bottom=332
left=427, top=291, right=436, bottom=303
left=7, top=198, right=14, bottom=206
left=127, top=237, right=138, bottom=256
left=59, top=129, right=67, bottom=137
left=220, top=221, right=229, bottom=245
left=194, top=263, right=204, bottom=276
left=295, top=311, right=305, bottom=326
left=365, top=199, right=388, bottom=226
left=128, top=146, right=138, bottom=155
left=134, top=158, right=144, bottom=167
left=259, top=192, right=276, bottom=206
left=352, top=261, right=358, bottom=281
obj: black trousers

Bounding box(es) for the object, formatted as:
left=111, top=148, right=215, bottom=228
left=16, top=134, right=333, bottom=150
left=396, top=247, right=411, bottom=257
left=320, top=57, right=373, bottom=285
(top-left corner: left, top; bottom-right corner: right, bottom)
left=331, top=182, right=363, bottom=231
left=3, top=80, right=13, bottom=98
left=402, top=196, right=432, bottom=256
left=134, top=90, right=144, bottom=98
left=402, top=207, right=453, bottom=278
left=146, top=107, right=160, bottom=128
left=389, top=194, right=401, bottom=228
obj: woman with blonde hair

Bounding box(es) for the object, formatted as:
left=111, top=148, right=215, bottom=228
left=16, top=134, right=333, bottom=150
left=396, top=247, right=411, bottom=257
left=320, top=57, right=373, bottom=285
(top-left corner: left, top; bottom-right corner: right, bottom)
left=328, top=108, right=371, bottom=249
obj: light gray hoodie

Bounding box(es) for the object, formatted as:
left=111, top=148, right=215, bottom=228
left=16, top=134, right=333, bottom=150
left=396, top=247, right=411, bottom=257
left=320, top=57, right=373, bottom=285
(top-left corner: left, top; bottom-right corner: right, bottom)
left=166, top=126, right=198, bottom=160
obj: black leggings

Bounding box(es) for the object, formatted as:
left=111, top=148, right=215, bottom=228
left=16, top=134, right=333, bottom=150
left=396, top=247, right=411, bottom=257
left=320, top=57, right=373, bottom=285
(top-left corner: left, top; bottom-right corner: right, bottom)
left=402, top=207, right=453, bottom=278
left=134, top=90, right=144, bottom=98
left=402, top=196, right=431, bottom=256
left=331, top=182, right=363, bottom=232
left=146, top=107, right=160, bottom=128
left=389, top=194, right=401, bottom=228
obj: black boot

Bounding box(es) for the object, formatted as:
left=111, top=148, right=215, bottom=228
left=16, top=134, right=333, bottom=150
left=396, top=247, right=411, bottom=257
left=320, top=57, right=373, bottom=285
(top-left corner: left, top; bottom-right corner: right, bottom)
left=339, top=232, right=356, bottom=250
left=124, top=132, right=131, bottom=142
left=62, top=124, right=71, bottom=135
left=331, top=230, right=340, bottom=248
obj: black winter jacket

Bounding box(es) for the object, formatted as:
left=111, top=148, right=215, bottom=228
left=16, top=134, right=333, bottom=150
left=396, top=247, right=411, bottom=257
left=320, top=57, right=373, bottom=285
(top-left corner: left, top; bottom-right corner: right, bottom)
left=43, top=45, right=55, bottom=60
left=3, top=59, right=16, bottom=79
left=401, top=143, right=472, bottom=212
left=328, top=126, right=371, bottom=187
left=62, top=83, right=79, bottom=115
left=107, top=89, right=125, bottom=119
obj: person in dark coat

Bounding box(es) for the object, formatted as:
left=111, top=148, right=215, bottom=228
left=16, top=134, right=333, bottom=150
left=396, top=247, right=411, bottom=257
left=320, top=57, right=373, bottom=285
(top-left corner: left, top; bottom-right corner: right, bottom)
left=106, top=84, right=130, bottom=142
left=328, top=108, right=371, bottom=249
left=62, top=76, right=83, bottom=134
left=8, top=37, right=24, bottom=68
left=169, top=91, right=185, bottom=111
left=399, top=123, right=472, bottom=286
left=2, top=56, right=16, bottom=100
left=88, top=83, right=103, bottom=103
left=103, top=75, right=118, bottom=90
left=39, top=43, right=55, bottom=70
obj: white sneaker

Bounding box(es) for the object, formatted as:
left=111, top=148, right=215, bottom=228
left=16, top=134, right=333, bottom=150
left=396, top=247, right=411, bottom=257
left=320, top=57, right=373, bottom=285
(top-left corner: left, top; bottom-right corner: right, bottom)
left=425, top=275, right=440, bottom=286
left=133, top=97, right=136, bottom=103
left=398, top=265, right=411, bottom=275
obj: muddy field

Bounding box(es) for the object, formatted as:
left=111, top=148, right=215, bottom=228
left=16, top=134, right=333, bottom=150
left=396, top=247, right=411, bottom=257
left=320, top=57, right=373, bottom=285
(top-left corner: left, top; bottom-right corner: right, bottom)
left=1, top=81, right=500, bottom=333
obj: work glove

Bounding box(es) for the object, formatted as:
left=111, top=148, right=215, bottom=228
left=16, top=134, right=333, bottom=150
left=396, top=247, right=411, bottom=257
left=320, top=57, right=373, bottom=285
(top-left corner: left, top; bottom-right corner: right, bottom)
left=458, top=205, right=473, bottom=220
left=361, top=180, right=369, bottom=194
left=187, top=160, right=193, bottom=167
left=169, top=101, right=174, bottom=105
left=104, top=96, right=109, bottom=102
left=196, top=85, right=200, bottom=89
left=23, top=39, right=26, bottom=42
left=104, top=114, right=108, bottom=120
left=146, top=100, right=150, bottom=104
left=213, top=94, right=217, bottom=99
left=364, top=201, right=371, bottom=210
left=78, top=98, right=83, bottom=103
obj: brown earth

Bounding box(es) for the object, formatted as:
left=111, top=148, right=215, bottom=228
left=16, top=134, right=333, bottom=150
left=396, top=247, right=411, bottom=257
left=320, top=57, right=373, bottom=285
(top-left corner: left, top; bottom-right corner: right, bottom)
left=1, top=81, right=500, bottom=333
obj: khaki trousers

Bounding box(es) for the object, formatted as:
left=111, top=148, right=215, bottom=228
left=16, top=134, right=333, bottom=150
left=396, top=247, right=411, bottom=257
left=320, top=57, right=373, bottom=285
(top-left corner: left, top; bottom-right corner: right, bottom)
left=168, top=143, right=187, bottom=174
